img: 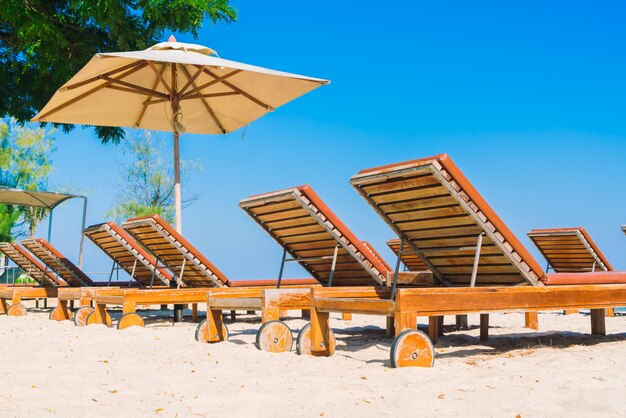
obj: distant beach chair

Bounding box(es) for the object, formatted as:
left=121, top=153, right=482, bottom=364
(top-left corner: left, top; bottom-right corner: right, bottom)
left=301, top=154, right=626, bottom=367
left=200, top=185, right=391, bottom=353
left=529, top=227, right=618, bottom=316
left=0, top=242, right=68, bottom=316
left=85, top=214, right=318, bottom=330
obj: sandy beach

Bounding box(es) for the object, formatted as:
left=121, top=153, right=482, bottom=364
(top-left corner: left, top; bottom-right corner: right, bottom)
left=0, top=306, right=625, bottom=417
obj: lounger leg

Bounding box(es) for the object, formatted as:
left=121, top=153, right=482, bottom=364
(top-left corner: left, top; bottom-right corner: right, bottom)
left=480, top=314, right=489, bottom=341
left=524, top=311, right=539, bottom=330
left=192, top=303, right=198, bottom=322
left=207, top=309, right=226, bottom=342
left=262, top=305, right=280, bottom=322
left=342, top=313, right=352, bottom=321
left=35, top=299, right=39, bottom=308
left=94, top=303, right=108, bottom=324
left=310, top=308, right=332, bottom=356
left=230, top=310, right=236, bottom=321
left=58, top=300, right=70, bottom=320
left=301, top=309, right=310, bottom=319
left=455, top=314, right=468, bottom=330
left=394, top=311, right=417, bottom=337
left=122, top=302, right=136, bottom=314
left=43, top=299, right=47, bottom=308
left=437, top=316, right=444, bottom=337
left=428, top=316, right=439, bottom=344
left=70, top=300, right=75, bottom=310
left=607, top=308, right=615, bottom=317
left=247, top=310, right=255, bottom=315
left=590, top=309, right=606, bottom=335
left=0, top=298, right=8, bottom=314
left=386, top=316, right=395, bottom=337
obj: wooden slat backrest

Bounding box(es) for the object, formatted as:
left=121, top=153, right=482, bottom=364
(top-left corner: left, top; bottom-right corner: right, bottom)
left=240, top=185, right=388, bottom=286
left=528, top=227, right=611, bottom=273
left=0, top=242, right=67, bottom=287
left=21, top=238, right=94, bottom=286
left=83, top=222, right=172, bottom=286
left=351, top=154, right=544, bottom=287
left=387, top=239, right=430, bottom=271
left=122, top=214, right=228, bottom=288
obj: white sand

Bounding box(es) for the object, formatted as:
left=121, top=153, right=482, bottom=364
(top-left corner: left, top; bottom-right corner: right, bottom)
left=0, top=305, right=625, bottom=417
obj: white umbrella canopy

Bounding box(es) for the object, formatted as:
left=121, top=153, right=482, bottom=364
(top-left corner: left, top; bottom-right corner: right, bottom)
left=33, top=35, right=329, bottom=231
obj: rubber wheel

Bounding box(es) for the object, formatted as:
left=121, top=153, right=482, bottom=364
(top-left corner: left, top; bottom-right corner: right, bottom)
left=73, top=306, right=95, bottom=327
left=85, top=310, right=112, bottom=326
left=296, top=322, right=336, bottom=356
left=255, top=320, right=293, bottom=353
left=390, top=329, right=435, bottom=368
left=194, top=319, right=229, bottom=343
left=117, top=312, right=145, bottom=330
left=49, top=306, right=69, bottom=321
left=7, top=303, right=27, bottom=317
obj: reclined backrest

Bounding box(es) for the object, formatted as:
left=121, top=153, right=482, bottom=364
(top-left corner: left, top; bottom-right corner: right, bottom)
left=528, top=227, right=612, bottom=273
left=21, top=238, right=94, bottom=286
left=350, top=154, right=545, bottom=287
left=387, top=238, right=430, bottom=271
left=0, top=242, right=67, bottom=287
left=122, top=214, right=229, bottom=288
left=240, top=185, right=389, bottom=286
left=83, top=222, right=172, bottom=286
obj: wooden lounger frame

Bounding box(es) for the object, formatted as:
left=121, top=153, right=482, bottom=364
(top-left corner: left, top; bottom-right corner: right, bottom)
left=84, top=221, right=172, bottom=287
left=122, top=214, right=228, bottom=288
left=240, top=186, right=388, bottom=287
left=528, top=227, right=611, bottom=273
left=0, top=242, right=68, bottom=315
left=21, top=238, right=95, bottom=287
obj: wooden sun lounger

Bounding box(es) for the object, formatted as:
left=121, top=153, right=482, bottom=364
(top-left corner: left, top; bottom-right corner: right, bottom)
left=50, top=222, right=175, bottom=326
left=528, top=227, right=616, bottom=316
left=86, top=214, right=318, bottom=329
left=0, top=242, right=68, bottom=316
left=300, top=154, right=626, bottom=367
left=201, top=185, right=391, bottom=351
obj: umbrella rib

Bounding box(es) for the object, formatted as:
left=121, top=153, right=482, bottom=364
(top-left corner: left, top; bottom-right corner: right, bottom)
left=101, top=76, right=169, bottom=99
left=35, top=62, right=148, bottom=121
left=179, top=65, right=226, bottom=134
left=181, top=69, right=242, bottom=98
left=60, top=60, right=146, bottom=92
left=202, top=67, right=274, bottom=111
left=106, top=84, right=166, bottom=98
left=183, top=91, right=239, bottom=100
left=147, top=61, right=172, bottom=96
left=136, top=63, right=167, bottom=127
left=178, top=66, right=205, bottom=96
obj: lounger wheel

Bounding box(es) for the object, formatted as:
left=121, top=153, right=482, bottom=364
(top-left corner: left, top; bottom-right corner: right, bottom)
left=85, top=310, right=112, bottom=326
left=255, top=320, right=293, bottom=353
left=194, top=319, right=229, bottom=343
left=7, top=303, right=27, bottom=317
left=49, top=307, right=68, bottom=321
left=295, top=322, right=336, bottom=356
left=117, top=313, right=144, bottom=330
left=73, top=306, right=95, bottom=326
left=389, top=330, right=435, bottom=368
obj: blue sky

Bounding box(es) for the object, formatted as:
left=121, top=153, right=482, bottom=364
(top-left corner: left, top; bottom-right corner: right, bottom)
left=42, top=1, right=626, bottom=280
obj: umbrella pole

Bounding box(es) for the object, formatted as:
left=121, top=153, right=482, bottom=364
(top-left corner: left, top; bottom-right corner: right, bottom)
left=173, top=131, right=183, bottom=233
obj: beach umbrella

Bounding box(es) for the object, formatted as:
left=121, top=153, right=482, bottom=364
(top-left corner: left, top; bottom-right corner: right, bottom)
left=32, top=35, right=329, bottom=233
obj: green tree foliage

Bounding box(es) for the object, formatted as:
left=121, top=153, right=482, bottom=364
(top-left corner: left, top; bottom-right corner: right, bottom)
left=0, top=0, right=237, bottom=143
left=107, top=130, right=201, bottom=223
left=0, top=117, right=55, bottom=240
